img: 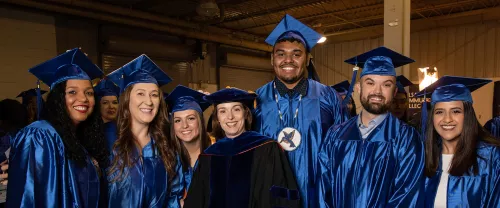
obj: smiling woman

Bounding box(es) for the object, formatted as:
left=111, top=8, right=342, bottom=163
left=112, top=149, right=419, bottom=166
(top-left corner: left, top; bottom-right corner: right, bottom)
left=184, top=88, right=301, bottom=208
left=7, top=48, right=109, bottom=207
left=106, top=55, right=184, bottom=208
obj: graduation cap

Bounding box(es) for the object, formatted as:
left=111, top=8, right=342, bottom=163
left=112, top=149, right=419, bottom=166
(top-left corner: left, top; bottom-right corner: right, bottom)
left=341, top=46, right=415, bottom=105
left=265, top=14, right=322, bottom=51
left=265, top=14, right=323, bottom=81
left=204, top=88, right=257, bottom=109
left=94, top=78, right=120, bottom=100
left=331, top=80, right=350, bottom=96
left=345, top=46, right=415, bottom=78
left=396, top=75, right=413, bottom=94
left=17, top=89, right=47, bottom=105
left=29, top=48, right=103, bottom=89
left=107, top=55, right=172, bottom=92
left=415, top=76, right=491, bottom=105
left=166, top=85, right=210, bottom=114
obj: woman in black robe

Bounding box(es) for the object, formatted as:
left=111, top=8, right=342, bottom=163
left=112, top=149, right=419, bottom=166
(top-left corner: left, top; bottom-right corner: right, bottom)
left=184, top=88, right=301, bottom=208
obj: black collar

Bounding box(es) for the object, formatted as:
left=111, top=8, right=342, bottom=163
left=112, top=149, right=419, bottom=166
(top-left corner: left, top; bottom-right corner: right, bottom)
left=274, top=78, right=308, bottom=97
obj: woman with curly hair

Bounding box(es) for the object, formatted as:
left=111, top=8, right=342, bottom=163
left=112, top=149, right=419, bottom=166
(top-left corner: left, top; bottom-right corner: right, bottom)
left=7, top=48, right=109, bottom=207
left=106, top=55, right=184, bottom=207
left=166, top=85, right=211, bottom=191
left=417, top=76, right=500, bottom=207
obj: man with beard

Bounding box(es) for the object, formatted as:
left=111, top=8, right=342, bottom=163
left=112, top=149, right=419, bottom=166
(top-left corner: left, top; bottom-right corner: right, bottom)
left=317, top=47, right=425, bottom=207
left=253, top=14, right=346, bottom=207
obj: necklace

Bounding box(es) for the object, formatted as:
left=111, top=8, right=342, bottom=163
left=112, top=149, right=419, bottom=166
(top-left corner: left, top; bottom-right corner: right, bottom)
left=273, top=81, right=302, bottom=151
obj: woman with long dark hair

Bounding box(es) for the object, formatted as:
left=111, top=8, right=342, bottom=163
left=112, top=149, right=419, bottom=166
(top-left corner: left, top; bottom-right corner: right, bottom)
left=106, top=55, right=184, bottom=207
left=184, top=88, right=300, bottom=208
left=418, top=76, right=500, bottom=207
left=166, top=85, right=211, bottom=191
left=7, top=48, right=109, bottom=207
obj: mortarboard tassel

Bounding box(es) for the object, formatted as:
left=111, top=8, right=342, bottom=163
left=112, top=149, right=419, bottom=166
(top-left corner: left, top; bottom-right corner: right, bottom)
left=343, top=62, right=359, bottom=106
left=36, top=80, right=42, bottom=120
left=307, top=57, right=321, bottom=82
left=420, top=91, right=428, bottom=139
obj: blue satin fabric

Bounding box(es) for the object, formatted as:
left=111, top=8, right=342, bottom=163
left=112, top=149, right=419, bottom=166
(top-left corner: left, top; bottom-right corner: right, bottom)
left=184, top=160, right=198, bottom=190
left=431, top=83, right=473, bottom=105
left=7, top=120, right=100, bottom=207
left=254, top=79, right=346, bottom=207
left=107, top=140, right=184, bottom=208
left=103, top=121, right=117, bottom=151
left=317, top=113, right=425, bottom=207
left=485, top=116, right=500, bottom=138
left=424, top=143, right=500, bottom=207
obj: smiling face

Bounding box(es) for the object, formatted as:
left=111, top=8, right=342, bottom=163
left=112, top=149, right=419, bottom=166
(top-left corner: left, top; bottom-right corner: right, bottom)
left=64, top=79, right=95, bottom=125
left=100, top=95, right=118, bottom=123
left=128, top=83, right=160, bottom=126
left=356, top=75, right=397, bottom=115
left=272, top=41, right=307, bottom=86
left=433, top=101, right=464, bottom=143
left=173, top=109, right=201, bottom=143
left=216, top=102, right=246, bottom=139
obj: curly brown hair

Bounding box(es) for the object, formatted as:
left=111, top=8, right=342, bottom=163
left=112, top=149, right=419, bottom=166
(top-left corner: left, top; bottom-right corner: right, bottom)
left=108, top=84, right=180, bottom=182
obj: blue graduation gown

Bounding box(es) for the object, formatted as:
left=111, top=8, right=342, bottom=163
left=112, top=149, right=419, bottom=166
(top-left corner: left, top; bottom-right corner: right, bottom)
left=253, top=79, right=346, bottom=207
left=7, top=120, right=101, bottom=208
left=484, top=116, right=500, bottom=138
left=184, top=160, right=198, bottom=190
left=317, top=113, right=425, bottom=207
left=184, top=131, right=301, bottom=208
left=107, top=140, right=184, bottom=208
left=103, top=121, right=117, bottom=151
left=423, top=143, right=500, bottom=207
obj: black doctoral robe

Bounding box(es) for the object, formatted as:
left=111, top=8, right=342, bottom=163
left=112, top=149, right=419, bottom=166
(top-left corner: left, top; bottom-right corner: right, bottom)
left=184, top=131, right=301, bottom=208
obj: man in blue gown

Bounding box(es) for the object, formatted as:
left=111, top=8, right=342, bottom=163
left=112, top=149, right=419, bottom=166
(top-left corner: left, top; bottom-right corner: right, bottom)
left=317, top=47, right=425, bottom=207
left=253, top=14, right=347, bottom=207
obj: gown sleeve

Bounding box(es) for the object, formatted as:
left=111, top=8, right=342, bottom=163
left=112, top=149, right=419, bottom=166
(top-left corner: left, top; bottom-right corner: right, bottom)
left=166, top=156, right=185, bottom=208
left=255, top=142, right=301, bottom=208
left=323, top=87, right=348, bottom=130
left=486, top=147, right=500, bottom=207
left=7, top=127, right=62, bottom=207
left=387, top=126, right=425, bottom=207
left=183, top=155, right=210, bottom=208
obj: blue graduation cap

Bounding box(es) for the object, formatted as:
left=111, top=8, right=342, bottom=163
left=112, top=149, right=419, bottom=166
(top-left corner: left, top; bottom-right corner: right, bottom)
left=415, top=76, right=491, bottom=105
left=29, top=48, right=103, bottom=89
left=265, top=14, right=322, bottom=51
left=331, top=80, right=350, bottom=96
left=345, top=46, right=415, bottom=78
left=166, top=85, right=210, bottom=114
left=17, top=89, right=47, bottom=105
left=94, top=78, right=120, bottom=99
left=204, top=88, right=257, bottom=109
left=107, top=55, right=172, bottom=92
left=396, top=75, right=413, bottom=94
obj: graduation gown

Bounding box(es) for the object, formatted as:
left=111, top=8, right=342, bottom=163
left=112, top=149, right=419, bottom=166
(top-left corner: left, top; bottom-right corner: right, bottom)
left=103, top=121, right=117, bottom=151
left=184, top=131, right=301, bottom=208
left=184, top=160, right=198, bottom=190
left=7, top=120, right=101, bottom=208
left=423, top=143, right=500, bottom=208
left=253, top=79, right=346, bottom=207
left=317, top=113, right=425, bottom=207
left=484, top=116, right=500, bottom=138
left=107, top=140, right=184, bottom=208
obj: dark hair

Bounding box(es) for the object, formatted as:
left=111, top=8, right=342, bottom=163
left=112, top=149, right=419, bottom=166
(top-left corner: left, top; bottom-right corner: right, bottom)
left=210, top=102, right=253, bottom=141
left=349, top=96, right=357, bottom=118
left=425, top=101, right=500, bottom=177
left=42, top=81, right=109, bottom=168
left=109, top=85, right=180, bottom=182
left=273, top=36, right=308, bottom=52
left=170, top=110, right=211, bottom=172
left=0, top=99, right=28, bottom=132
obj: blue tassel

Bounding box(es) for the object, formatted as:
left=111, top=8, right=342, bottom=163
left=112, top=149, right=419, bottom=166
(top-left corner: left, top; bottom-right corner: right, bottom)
left=343, top=64, right=359, bottom=106
left=420, top=90, right=428, bottom=139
